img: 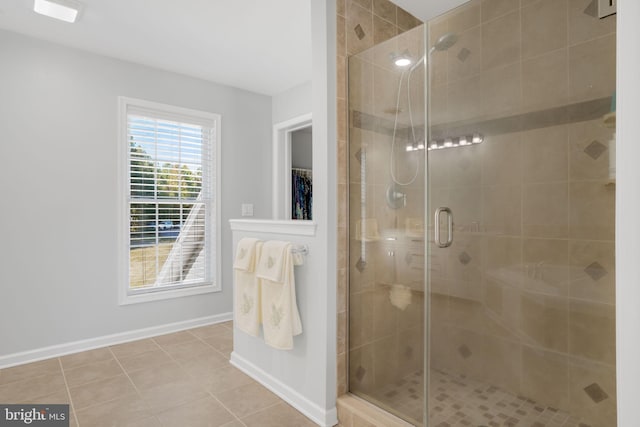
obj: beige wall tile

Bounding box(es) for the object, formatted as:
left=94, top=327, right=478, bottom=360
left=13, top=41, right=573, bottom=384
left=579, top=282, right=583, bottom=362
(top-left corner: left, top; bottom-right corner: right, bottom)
left=372, top=66, right=401, bottom=117
left=446, top=327, right=487, bottom=379
left=522, top=49, right=569, bottom=112
left=348, top=57, right=373, bottom=113
left=523, top=238, right=569, bottom=296
left=447, top=235, right=483, bottom=285
left=522, top=125, right=569, bottom=183
left=447, top=26, right=481, bottom=83
left=521, top=345, right=569, bottom=408
left=482, top=185, right=522, bottom=236
left=372, top=0, right=395, bottom=25
left=480, top=132, right=522, bottom=185
left=448, top=75, right=483, bottom=122
left=449, top=186, right=482, bottom=231
left=338, top=351, right=348, bottom=396
left=568, top=0, right=616, bottom=45
left=523, top=182, right=569, bottom=238
left=481, top=0, right=519, bottom=23
left=447, top=141, right=482, bottom=187
left=351, top=0, right=372, bottom=11
left=569, top=34, right=616, bottom=102
left=448, top=1, right=481, bottom=35
left=373, top=15, right=396, bottom=44
left=569, top=181, right=615, bottom=240
left=569, top=119, right=615, bottom=181
left=429, top=20, right=450, bottom=87
left=337, top=0, right=346, bottom=17
left=482, top=11, right=521, bottom=70
left=349, top=290, right=374, bottom=348
left=568, top=357, right=617, bottom=426
left=569, top=240, right=615, bottom=304
left=338, top=15, right=347, bottom=56
left=397, top=7, right=422, bottom=31
left=569, top=299, right=615, bottom=364
left=347, top=3, right=375, bottom=55
left=349, top=343, right=375, bottom=393
left=483, top=336, right=522, bottom=392
left=522, top=0, right=568, bottom=59
left=480, top=63, right=522, bottom=118
left=521, top=292, right=568, bottom=352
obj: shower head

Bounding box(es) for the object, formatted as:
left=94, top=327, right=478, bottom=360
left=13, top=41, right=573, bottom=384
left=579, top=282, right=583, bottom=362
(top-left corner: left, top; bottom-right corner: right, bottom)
left=429, top=33, right=458, bottom=54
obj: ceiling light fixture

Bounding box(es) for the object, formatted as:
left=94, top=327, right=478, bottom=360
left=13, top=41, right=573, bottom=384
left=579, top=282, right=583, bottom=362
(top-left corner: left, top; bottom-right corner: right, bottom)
left=34, top=0, right=82, bottom=23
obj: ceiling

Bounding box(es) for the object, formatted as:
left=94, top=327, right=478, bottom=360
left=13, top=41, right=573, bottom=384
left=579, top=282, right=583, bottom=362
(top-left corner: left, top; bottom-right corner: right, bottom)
left=392, top=0, right=470, bottom=23
left=0, top=0, right=473, bottom=96
left=0, top=0, right=311, bottom=96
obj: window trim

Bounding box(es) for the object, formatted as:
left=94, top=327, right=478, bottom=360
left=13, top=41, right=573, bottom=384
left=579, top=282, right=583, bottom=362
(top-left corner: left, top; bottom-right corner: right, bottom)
left=117, top=96, right=222, bottom=305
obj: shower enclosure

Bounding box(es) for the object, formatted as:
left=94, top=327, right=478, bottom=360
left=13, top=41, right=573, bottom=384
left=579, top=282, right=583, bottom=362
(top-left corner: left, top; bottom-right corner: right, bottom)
left=347, top=1, right=617, bottom=426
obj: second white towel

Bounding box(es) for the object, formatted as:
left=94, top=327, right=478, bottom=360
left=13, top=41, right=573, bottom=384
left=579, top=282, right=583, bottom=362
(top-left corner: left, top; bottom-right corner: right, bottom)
left=256, top=240, right=302, bottom=350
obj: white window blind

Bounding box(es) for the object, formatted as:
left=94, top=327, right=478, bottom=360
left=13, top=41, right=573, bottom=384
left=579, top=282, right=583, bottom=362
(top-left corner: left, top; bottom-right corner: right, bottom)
left=124, top=100, right=218, bottom=294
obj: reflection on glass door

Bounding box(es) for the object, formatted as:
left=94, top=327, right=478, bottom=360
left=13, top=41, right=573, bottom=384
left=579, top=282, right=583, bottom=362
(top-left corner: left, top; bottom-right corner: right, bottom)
left=427, top=1, right=617, bottom=426
left=348, top=24, right=427, bottom=425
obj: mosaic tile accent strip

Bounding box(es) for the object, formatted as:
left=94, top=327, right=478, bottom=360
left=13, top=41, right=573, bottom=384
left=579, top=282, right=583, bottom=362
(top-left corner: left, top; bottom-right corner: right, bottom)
left=583, top=140, right=607, bottom=160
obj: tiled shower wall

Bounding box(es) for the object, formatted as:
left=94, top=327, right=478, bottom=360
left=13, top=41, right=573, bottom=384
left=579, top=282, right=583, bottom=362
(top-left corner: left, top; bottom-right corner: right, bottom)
left=426, top=0, right=616, bottom=426
left=336, top=0, right=422, bottom=406
left=338, top=0, right=617, bottom=426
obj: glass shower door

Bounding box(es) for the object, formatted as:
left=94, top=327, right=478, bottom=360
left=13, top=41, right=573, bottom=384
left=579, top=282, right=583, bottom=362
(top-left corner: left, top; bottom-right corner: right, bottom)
left=348, top=24, right=427, bottom=426
left=426, top=1, right=617, bottom=426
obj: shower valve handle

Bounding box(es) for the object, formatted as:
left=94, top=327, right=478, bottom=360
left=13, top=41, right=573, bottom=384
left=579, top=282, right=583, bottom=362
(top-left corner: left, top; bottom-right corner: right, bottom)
left=434, top=207, right=453, bottom=248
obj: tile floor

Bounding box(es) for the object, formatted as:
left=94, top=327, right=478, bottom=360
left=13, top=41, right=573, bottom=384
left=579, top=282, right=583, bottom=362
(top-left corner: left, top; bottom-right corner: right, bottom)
left=0, top=321, right=316, bottom=427
left=367, top=368, right=596, bottom=427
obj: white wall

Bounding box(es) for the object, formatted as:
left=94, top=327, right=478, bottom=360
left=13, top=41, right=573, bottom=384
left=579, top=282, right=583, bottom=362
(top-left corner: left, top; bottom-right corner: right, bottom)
left=616, top=1, right=640, bottom=425
left=228, top=1, right=337, bottom=424
left=0, top=30, right=272, bottom=358
left=272, top=81, right=313, bottom=124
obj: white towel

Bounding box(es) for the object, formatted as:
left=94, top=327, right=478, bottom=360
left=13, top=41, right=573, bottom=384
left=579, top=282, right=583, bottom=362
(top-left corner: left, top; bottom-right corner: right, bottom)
left=234, top=238, right=263, bottom=337
left=234, top=237, right=260, bottom=272
left=256, top=241, right=302, bottom=350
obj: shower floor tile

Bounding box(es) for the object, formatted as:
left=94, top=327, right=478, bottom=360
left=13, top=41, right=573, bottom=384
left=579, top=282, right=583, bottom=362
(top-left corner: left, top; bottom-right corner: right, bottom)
left=369, top=369, right=596, bottom=427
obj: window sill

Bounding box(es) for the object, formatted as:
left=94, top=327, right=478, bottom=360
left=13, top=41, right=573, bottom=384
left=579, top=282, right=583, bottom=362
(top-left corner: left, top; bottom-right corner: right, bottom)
left=119, top=283, right=220, bottom=306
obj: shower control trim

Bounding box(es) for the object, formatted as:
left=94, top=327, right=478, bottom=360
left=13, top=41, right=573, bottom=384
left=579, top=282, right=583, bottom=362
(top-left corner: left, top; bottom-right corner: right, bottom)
left=434, top=207, right=454, bottom=248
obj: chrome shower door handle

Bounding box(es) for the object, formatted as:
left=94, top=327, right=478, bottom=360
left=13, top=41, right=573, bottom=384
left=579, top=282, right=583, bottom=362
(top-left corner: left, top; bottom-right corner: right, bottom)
left=434, top=207, right=453, bottom=248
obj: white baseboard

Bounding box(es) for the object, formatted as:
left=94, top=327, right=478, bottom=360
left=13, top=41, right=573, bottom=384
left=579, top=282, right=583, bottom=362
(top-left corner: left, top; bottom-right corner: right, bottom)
left=230, top=351, right=338, bottom=427
left=0, top=312, right=232, bottom=369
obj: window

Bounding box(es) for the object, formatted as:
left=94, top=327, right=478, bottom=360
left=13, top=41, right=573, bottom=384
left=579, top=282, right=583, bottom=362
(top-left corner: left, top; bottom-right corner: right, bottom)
left=118, top=97, right=221, bottom=304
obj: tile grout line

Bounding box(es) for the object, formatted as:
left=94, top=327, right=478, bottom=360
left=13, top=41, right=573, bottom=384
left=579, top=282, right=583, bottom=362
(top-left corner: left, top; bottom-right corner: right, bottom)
left=57, top=357, right=79, bottom=427
left=105, top=346, right=162, bottom=425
